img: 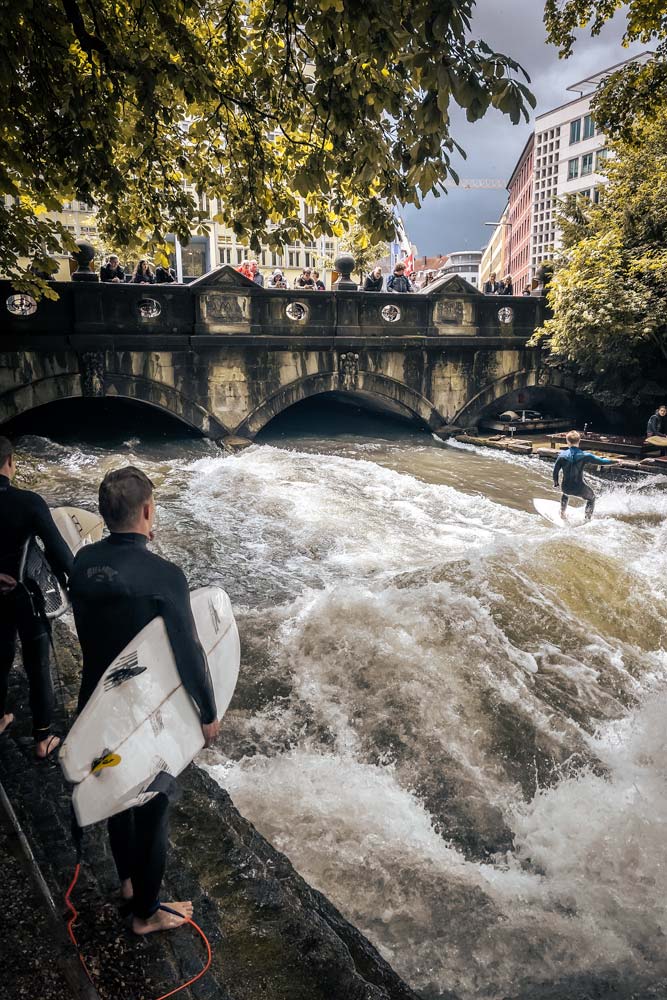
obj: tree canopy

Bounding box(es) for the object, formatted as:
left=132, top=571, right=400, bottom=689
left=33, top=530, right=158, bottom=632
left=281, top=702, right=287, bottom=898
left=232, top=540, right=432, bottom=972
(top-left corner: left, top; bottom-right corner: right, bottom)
left=1, top=0, right=535, bottom=295
left=530, top=108, right=667, bottom=409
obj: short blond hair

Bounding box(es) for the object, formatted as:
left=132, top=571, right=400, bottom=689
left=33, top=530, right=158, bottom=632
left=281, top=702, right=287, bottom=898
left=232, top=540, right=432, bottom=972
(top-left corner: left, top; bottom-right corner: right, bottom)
left=566, top=430, right=581, bottom=445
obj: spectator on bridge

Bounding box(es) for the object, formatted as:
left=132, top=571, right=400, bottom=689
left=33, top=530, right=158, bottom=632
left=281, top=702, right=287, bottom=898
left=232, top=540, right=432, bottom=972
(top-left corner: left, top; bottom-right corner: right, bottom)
left=268, top=269, right=287, bottom=289
left=522, top=288, right=531, bottom=296
left=236, top=261, right=254, bottom=281
left=154, top=264, right=176, bottom=284
left=313, top=270, right=326, bottom=290
left=386, top=262, right=412, bottom=293
left=500, top=274, right=513, bottom=295
left=101, top=255, right=126, bottom=284
left=249, top=261, right=264, bottom=287
left=131, top=260, right=155, bottom=284
left=364, top=267, right=384, bottom=291
left=295, top=268, right=315, bottom=289
left=483, top=272, right=500, bottom=295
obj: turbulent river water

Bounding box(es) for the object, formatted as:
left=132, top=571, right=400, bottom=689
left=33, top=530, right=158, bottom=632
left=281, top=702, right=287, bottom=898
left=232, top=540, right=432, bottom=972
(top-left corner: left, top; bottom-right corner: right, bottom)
left=14, top=400, right=667, bottom=1000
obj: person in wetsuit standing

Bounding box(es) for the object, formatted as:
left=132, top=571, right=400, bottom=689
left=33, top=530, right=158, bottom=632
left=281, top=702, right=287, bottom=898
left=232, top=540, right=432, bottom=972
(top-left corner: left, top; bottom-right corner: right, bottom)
left=0, top=436, right=73, bottom=758
left=69, top=466, right=220, bottom=934
left=553, top=429, right=616, bottom=521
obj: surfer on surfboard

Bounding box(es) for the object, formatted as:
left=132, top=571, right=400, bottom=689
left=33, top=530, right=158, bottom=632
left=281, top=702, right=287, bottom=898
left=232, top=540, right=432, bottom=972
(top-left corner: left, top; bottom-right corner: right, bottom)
left=553, top=429, right=616, bottom=521
left=69, top=466, right=221, bottom=935
left=0, top=436, right=73, bottom=759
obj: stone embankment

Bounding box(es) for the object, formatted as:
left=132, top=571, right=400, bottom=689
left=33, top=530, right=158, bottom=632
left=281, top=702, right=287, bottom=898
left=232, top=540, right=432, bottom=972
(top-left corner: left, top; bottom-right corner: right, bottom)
left=0, top=621, right=425, bottom=1000
left=455, top=433, right=667, bottom=481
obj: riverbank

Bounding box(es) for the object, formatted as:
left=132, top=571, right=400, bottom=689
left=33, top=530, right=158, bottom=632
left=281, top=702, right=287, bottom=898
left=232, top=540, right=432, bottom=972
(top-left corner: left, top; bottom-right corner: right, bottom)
left=453, top=432, right=667, bottom=480
left=0, top=619, right=423, bottom=1000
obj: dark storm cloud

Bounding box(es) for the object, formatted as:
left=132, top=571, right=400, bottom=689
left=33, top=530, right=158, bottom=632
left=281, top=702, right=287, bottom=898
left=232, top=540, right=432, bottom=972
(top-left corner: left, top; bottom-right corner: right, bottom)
left=403, top=1, right=649, bottom=258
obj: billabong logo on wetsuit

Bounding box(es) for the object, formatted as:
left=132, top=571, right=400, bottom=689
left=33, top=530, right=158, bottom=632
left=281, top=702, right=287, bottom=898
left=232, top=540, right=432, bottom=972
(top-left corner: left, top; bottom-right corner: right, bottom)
left=208, top=597, right=221, bottom=634
left=103, top=651, right=147, bottom=690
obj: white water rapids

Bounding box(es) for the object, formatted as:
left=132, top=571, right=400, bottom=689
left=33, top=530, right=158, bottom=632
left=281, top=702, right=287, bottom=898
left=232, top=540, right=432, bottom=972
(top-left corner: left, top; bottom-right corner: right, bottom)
left=15, top=407, right=667, bottom=999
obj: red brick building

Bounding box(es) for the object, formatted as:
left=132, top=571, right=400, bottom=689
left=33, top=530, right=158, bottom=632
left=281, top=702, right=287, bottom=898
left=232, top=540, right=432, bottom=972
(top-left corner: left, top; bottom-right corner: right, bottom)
left=506, top=135, right=534, bottom=293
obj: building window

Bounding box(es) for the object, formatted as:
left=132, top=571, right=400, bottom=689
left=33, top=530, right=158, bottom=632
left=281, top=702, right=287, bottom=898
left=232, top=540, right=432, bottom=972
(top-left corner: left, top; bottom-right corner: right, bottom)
left=583, top=114, right=595, bottom=139
left=593, top=188, right=601, bottom=204
left=288, top=250, right=300, bottom=268
left=596, top=148, right=609, bottom=171
left=567, top=157, right=579, bottom=180
left=569, top=119, right=581, bottom=144
left=581, top=152, right=594, bottom=176
left=236, top=248, right=245, bottom=264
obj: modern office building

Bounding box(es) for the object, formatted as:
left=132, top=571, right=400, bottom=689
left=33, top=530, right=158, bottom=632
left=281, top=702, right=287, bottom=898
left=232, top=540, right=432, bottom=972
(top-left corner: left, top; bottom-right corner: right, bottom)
left=438, top=250, right=483, bottom=287
left=482, top=51, right=653, bottom=291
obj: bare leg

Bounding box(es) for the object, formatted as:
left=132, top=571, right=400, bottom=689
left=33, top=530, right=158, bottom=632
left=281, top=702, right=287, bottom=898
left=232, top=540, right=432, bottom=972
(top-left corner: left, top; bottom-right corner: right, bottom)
left=120, top=878, right=133, bottom=901
left=0, top=712, right=14, bottom=735
left=560, top=494, right=568, bottom=519
left=35, top=734, right=60, bottom=759
left=132, top=901, right=194, bottom=935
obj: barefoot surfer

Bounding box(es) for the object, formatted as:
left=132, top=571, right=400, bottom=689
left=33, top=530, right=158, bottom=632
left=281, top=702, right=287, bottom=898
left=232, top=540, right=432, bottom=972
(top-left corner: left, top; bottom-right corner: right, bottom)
left=69, top=467, right=220, bottom=934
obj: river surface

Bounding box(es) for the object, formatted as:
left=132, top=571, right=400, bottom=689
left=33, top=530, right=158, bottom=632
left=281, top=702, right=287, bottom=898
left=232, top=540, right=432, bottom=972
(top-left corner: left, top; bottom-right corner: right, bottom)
left=13, top=401, right=667, bottom=999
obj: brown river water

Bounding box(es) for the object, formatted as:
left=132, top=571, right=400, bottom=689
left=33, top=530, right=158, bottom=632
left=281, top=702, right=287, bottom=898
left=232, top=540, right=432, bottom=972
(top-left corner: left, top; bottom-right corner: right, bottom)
left=12, top=397, right=667, bottom=999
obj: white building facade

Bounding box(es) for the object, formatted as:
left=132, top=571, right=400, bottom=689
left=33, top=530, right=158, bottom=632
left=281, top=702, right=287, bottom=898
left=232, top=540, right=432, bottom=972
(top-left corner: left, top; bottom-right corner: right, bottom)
left=530, top=52, right=652, bottom=276
left=438, top=250, right=483, bottom=288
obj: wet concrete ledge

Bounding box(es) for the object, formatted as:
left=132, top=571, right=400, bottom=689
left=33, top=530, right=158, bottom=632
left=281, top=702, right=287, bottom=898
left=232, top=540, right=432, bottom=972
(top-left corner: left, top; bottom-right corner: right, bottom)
left=0, top=632, right=423, bottom=1000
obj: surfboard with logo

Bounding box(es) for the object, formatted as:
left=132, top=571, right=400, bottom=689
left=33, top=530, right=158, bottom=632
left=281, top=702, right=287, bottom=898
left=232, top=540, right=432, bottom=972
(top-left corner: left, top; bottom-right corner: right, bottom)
left=59, top=586, right=240, bottom=827
left=20, top=506, right=105, bottom=618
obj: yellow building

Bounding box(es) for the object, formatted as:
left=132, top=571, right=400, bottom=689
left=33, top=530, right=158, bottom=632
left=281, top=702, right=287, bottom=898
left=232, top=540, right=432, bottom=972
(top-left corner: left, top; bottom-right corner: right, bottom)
left=478, top=206, right=510, bottom=291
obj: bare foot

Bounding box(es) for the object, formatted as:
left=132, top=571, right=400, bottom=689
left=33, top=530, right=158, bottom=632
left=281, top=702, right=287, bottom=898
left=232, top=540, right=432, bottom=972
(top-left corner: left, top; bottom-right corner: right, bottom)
left=0, top=713, right=14, bottom=735
left=35, top=734, right=60, bottom=759
left=132, top=901, right=194, bottom=935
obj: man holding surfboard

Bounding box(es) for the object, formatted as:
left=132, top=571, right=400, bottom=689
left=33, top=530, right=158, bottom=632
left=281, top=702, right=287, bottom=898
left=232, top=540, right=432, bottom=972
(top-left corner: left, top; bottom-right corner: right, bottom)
left=0, top=436, right=73, bottom=759
left=553, top=429, right=616, bottom=521
left=69, top=466, right=221, bottom=935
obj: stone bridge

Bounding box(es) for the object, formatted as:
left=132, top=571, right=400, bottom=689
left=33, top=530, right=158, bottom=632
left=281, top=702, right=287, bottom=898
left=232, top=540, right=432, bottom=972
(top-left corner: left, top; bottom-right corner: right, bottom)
left=0, top=266, right=575, bottom=442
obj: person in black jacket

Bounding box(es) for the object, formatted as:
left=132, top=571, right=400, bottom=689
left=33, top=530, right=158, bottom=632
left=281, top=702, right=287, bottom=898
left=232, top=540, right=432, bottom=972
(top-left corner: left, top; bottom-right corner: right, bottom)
left=363, top=267, right=383, bottom=291
left=100, top=255, right=126, bottom=283
left=646, top=405, right=667, bottom=439
left=386, top=262, right=412, bottom=293
left=131, top=260, right=155, bottom=284
left=69, top=466, right=220, bottom=935
left=0, top=437, right=73, bottom=757
left=154, top=265, right=176, bottom=284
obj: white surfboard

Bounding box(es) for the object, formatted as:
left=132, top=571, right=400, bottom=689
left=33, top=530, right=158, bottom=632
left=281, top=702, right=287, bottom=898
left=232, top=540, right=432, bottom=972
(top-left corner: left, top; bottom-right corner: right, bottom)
left=59, top=586, right=240, bottom=827
left=533, top=498, right=588, bottom=527
left=20, top=506, right=105, bottom=618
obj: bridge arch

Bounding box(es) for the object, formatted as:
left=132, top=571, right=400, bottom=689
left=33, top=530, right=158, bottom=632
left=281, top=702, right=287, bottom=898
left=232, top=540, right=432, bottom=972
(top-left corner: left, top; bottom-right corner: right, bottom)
left=234, top=370, right=448, bottom=438
left=452, top=368, right=581, bottom=428
left=0, top=372, right=228, bottom=438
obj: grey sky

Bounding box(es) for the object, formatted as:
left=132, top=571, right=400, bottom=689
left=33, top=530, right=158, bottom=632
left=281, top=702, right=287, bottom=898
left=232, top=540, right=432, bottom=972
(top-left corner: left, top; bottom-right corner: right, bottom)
left=402, top=1, right=649, bottom=258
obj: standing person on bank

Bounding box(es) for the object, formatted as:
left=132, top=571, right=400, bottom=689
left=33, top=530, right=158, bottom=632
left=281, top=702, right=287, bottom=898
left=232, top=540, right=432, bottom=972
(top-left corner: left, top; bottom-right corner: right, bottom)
left=69, top=467, right=220, bottom=934
left=131, top=260, right=155, bottom=284
left=100, top=255, right=126, bottom=283
left=0, top=437, right=73, bottom=757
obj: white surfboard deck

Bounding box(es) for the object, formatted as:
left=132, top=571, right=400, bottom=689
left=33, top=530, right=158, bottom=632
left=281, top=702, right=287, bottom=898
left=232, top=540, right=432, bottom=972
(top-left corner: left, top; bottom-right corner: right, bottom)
left=60, top=585, right=240, bottom=827
left=52, top=506, right=104, bottom=554
left=21, top=506, right=105, bottom=618
left=533, top=498, right=588, bottom=527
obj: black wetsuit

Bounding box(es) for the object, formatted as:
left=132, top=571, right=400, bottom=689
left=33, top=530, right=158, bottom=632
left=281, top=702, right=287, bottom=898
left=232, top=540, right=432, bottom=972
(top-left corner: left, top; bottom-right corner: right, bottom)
left=553, top=447, right=614, bottom=519
left=0, top=475, right=73, bottom=739
left=69, top=532, right=217, bottom=919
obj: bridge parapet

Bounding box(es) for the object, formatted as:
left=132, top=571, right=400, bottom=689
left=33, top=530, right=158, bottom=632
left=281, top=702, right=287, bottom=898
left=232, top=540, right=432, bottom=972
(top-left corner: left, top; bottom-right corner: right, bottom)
left=2, top=266, right=545, bottom=345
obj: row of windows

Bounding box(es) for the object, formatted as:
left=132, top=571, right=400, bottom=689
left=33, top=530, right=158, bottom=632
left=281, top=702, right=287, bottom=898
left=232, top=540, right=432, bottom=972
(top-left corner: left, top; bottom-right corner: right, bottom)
left=569, top=114, right=595, bottom=145
left=567, top=148, right=608, bottom=180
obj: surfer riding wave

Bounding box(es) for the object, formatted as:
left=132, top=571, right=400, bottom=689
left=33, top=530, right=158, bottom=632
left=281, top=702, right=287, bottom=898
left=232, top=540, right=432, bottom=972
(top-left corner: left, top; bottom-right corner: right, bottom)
left=553, top=429, right=616, bottom=521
